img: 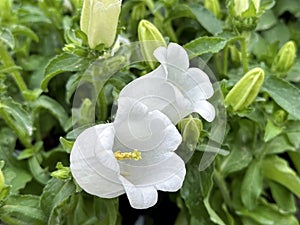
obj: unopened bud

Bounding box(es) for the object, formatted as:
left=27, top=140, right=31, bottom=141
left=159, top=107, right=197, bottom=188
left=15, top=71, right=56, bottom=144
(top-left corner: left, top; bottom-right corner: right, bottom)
left=80, top=0, right=121, bottom=49
left=225, top=67, right=264, bottom=111
left=51, top=162, right=71, bottom=180
left=233, top=0, right=259, bottom=16
left=138, top=20, right=167, bottom=69
left=229, top=45, right=242, bottom=66
left=178, top=117, right=202, bottom=151
left=205, top=0, right=221, bottom=18
left=271, top=41, right=296, bottom=76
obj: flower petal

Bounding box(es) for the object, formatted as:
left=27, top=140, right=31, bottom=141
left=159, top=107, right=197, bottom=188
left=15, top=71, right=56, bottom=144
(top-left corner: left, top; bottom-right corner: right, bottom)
left=118, top=152, right=186, bottom=189
left=154, top=43, right=189, bottom=71
left=114, top=97, right=182, bottom=155
left=193, top=100, right=216, bottom=122
left=70, top=124, right=124, bottom=198
left=119, top=176, right=158, bottom=209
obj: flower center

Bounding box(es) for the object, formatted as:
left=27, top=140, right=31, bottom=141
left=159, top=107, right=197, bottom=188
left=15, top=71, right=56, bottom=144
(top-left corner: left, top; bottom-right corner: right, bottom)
left=114, top=149, right=142, bottom=161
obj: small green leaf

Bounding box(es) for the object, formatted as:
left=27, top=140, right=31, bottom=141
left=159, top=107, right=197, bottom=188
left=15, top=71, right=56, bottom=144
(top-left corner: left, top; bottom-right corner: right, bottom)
left=265, top=135, right=295, bottom=155
left=263, top=76, right=300, bottom=120
left=241, top=160, right=263, bottom=210
left=10, top=25, right=39, bottom=42
left=188, top=4, right=223, bottom=35
left=269, top=181, right=296, bottom=214
left=59, top=137, right=74, bottom=154
left=94, top=197, right=119, bottom=225
left=33, top=95, right=69, bottom=131
left=40, top=178, right=75, bottom=220
left=264, top=120, right=283, bottom=142
left=184, top=37, right=227, bottom=58
left=0, top=194, right=47, bottom=225
left=41, top=53, right=89, bottom=91
left=28, top=156, right=50, bottom=185
left=0, top=98, right=33, bottom=147
left=0, top=27, right=14, bottom=49
left=220, top=145, right=253, bottom=176
left=262, top=155, right=300, bottom=198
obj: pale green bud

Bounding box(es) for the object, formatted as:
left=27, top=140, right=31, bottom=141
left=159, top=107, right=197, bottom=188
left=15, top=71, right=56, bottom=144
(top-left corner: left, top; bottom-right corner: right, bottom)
left=51, top=162, right=71, bottom=180
left=225, top=67, right=264, bottom=111
left=271, top=41, right=296, bottom=76
left=138, top=20, right=167, bottom=69
left=233, top=0, right=259, bottom=16
left=80, top=0, right=121, bottom=49
left=205, top=0, right=221, bottom=18
left=178, top=117, right=202, bottom=151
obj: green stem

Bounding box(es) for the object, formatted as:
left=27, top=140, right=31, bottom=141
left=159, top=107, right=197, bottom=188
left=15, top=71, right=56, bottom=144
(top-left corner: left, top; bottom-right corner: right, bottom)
left=214, top=170, right=232, bottom=209
left=223, top=45, right=229, bottom=76
left=240, top=32, right=249, bottom=73
left=0, top=41, right=29, bottom=99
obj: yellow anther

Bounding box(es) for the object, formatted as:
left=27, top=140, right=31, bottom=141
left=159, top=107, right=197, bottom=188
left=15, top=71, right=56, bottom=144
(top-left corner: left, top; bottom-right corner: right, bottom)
left=114, top=149, right=142, bottom=161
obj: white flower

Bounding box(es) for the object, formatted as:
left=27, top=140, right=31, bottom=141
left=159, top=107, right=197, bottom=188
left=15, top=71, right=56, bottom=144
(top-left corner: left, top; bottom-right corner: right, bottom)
left=80, top=0, right=121, bottom=48
left=118, top=43, right=215, bottom=124
left=70, top=98, right=185, bottom=209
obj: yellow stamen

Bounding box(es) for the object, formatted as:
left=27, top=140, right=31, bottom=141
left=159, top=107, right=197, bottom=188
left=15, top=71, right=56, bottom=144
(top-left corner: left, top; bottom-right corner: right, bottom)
left=114, top=149, right=142, bottom=161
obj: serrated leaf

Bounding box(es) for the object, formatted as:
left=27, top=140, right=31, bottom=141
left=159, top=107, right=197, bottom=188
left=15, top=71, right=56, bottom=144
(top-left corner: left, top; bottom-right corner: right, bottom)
left=33, top=95, right=69, bottom=131
left=184, top=37, right=227, bottom=58
left=262, top=155, right=300, bottom=198
left=0, top=195, right=47, bottom=225
left=0, top=27, right=15, bottom=49
left=241, top=160, right=263, bottom=210
left=263, top=76, right=300, bottom=120
left=40, top=178, right=75, bottom=221
left=188, top=4, right=223, bottom=35
left=0, top=98, right=33, bottom=147
left=41, top=53, right=89, bottom=91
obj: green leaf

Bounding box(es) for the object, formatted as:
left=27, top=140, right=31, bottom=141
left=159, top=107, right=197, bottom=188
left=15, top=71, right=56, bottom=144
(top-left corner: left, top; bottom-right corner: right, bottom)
left=180, top=152, right=214, bottom=225
left=59, top=137, right=74, bottom=154
left=0, top=98, right=33, bottom=147
left=240, top=160, right=263, bottom=210
left=263, top=76, right=300, bottom=120
left=41, top=53, right=89, bottom=91
left=188, top=4, right=223, bottom=35
left=263, top=120, right=283, bottom=142
left=0, top=27, right=15, bottom=49
left=269, top=181, right=296, bottom=214
left=0, top=195, right=47, bottom=225
left=262, top=155, right=300, bottom=198
left=28, top=156, right=50, bottom=185
left=184, top=37, right=227, bottom=58
left=288, top=151, right=300, bottom=175
left=40, top=178, right=75, bottom=222
left=220, top=145, right=253, bottom=176
left=10, top=25, right=39, bottom=42
left=237, top=201, right=299, bottom=225
left=264, top=135, right=295, bottom=155
left=0, top=128, right=32, bottom=193
left=33, top=95, right=69, bottom=131
left=94, top=197, right=119, bottom=225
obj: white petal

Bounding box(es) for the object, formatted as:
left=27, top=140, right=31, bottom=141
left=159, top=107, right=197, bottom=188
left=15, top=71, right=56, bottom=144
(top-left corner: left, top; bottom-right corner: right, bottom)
left=154, top=43, right=189, bottom=71
left=70, top=124, right=124, bottom=198
left=118, top=152, right=186, bottom=190
left=119, top=176, right=158, bottom=209
left=194, top=100, right=216, bottom=122
left=114, top=97, right=182, bottom=154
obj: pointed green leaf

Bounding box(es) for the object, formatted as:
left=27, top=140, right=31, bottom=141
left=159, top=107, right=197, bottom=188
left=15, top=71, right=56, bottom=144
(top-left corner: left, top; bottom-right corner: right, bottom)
left=262, top=155, right=300, bottom=198
left=0, top=27, right=14, bottom=49
left=241, top=160, right=263, bottom=210
left=41, top=53, right=89, bottom=91
left=0, top=195, right=47, bottom=225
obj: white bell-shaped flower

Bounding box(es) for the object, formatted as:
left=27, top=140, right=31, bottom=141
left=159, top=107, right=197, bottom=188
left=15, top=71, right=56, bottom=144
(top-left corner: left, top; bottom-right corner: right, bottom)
left=70, top=98, right=185, bottom=209
left=118, top=43, right=215, bottom=124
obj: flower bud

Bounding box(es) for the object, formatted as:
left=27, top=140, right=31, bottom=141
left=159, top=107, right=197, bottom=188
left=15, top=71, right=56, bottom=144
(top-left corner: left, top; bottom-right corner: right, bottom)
left=205, top=0, right=221, bottom=18
left=178, top=117, right=202, bottom=151
left=138, top=20, right=167, bottom=69
left=225, top=67, right=264, bottom=111
left=229, top=45, right=242, bottom=66
left=271, top=41, right=296, bottom=76
left=233, top=0, right=259, bottom=16
left=80, top=0, right=121, bottom=49
left=51, top=162, right=71, bottom=180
